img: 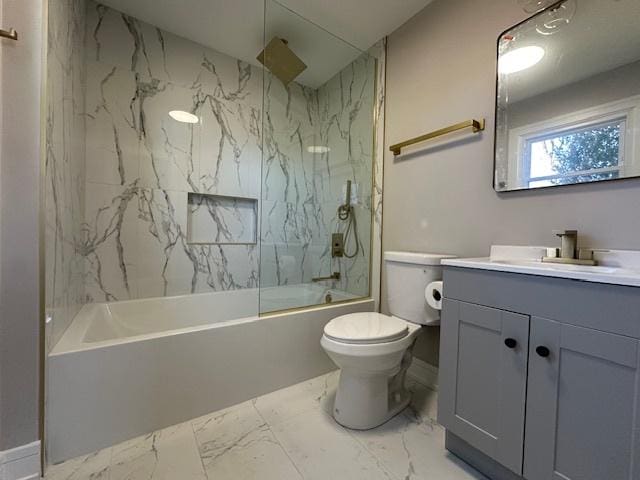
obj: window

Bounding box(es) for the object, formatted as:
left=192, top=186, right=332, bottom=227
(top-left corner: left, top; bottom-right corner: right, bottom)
left=506, top=95, right=640, bottom=189
left=523, top=119, right=623, bottom=188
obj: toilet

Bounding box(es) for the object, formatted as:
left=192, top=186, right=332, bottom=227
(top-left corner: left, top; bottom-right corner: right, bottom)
left=321, top=251, right=455, bottom=430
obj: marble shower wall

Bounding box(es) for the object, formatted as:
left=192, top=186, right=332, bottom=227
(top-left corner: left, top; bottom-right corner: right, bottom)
left=322, top=54, right=376, bottom=297
left=46, top=0, right=382, bottom=328
left=260, top=52, right=376, bottom=299
left=46, top=0, right=87, bottom=351
left=82, top=1, right=262, bottom=302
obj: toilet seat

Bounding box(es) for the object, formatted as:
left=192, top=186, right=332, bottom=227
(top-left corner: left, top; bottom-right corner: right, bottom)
left=324, top=312, right=410, bottom=345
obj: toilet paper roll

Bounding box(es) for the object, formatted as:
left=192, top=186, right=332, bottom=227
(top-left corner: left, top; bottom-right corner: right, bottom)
left=425, top=281, right=443, bottom=310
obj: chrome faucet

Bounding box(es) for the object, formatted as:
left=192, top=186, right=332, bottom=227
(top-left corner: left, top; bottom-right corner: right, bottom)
left=542, top=230, right=597, bottom=266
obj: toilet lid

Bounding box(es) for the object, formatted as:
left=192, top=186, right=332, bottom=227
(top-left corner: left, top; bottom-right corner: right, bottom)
left=324, top=312, right=409, bottom=344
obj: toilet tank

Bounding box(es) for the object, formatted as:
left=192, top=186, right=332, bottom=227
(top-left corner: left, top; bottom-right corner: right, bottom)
left=384, top=251, right=456, bottom=325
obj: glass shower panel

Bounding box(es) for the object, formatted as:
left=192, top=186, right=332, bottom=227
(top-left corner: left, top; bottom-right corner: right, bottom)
left=259, top=0, right=376, bottom=313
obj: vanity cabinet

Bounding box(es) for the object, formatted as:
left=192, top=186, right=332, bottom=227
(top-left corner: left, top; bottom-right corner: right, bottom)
left=439, top=267, right=640, bottom=480
left=524, top=318, right=640, bottom=480
left=439, top=301, right=529, bottom=474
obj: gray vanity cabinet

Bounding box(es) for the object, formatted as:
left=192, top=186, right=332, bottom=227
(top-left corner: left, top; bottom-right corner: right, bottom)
left=439, top=299, right=530, bottom=475
left=439, top=267, right=640, bottom=480
left=524, top=317, right=640, bottom=480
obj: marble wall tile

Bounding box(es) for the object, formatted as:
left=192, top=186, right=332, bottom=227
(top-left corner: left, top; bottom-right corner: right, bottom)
left=82, top=182, right=140, bottom=302
left=260, top=52, right=377, bottom=302
left=197, top=86, right=262, bottom=199
left=45, top=0, right=88, bottom=350
left=81, top=1, right=263, bottom=302
left=315, top=53, right=376, bottom=299
left=188, top=194, right=258, bottom=245
left=138, top=82, right=201, bottom=192
left=47, top=0, right=384, bottom=316
left=85, top=61, right=140, bottom=186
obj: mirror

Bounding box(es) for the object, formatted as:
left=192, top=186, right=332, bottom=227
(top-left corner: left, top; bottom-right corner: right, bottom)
left=494, top=0, right=640, bottom=192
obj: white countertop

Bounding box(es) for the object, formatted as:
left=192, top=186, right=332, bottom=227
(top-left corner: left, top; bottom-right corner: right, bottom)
left=441, top=246, right=640, bottom=288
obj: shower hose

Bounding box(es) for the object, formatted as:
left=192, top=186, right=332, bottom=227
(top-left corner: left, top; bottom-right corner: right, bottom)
left=338, top=205, right=360, bottom=259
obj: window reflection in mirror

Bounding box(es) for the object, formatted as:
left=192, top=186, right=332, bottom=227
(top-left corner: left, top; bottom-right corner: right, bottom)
left=494, top=0, right=640, bottom=192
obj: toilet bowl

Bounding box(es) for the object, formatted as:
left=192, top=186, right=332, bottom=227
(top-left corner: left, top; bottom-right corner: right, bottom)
left=321, top=251, right=455, bottom=430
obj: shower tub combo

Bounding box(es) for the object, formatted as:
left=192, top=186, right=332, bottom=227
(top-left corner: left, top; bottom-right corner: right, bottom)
left=48, top=285, right=371, bottom=463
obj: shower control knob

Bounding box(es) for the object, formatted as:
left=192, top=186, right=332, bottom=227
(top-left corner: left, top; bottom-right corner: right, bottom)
left=504, top=338, right=517, bottom=349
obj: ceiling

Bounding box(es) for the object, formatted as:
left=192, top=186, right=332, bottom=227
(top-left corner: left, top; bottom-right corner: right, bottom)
left=97, top=0, right=433, bottom=88
left=503, top=0, right=640, bottom=103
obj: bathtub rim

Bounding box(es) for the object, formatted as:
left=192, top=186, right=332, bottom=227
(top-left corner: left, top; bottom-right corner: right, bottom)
left=50, top=295, right=373, bottom=356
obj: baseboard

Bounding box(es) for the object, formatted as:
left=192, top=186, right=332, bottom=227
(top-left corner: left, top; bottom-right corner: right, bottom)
left=0, top=441, right=41, bottom=480
left=408, top=356, right=438, bottom=391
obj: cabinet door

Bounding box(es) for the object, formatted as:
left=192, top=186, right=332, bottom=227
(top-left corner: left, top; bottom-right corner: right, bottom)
left=439, top=299, right=530, bottom=474
left=524, top=317, right=640, bottom=480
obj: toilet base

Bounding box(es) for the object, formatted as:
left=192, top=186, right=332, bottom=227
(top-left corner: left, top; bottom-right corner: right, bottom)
left=331, top=346, right=415, bottom=430
left=333, top=378, right=411, bottom=430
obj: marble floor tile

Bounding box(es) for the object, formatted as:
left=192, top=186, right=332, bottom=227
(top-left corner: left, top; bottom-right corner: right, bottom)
left=253, top=369, right=339, bottom=425
left=192, top=400, right=302, bottom=480
left=45, top=448, right=111, bottom=480
left=407, top=378, right=439, bottom=421
left=271, top=408, right=396, bottom=480
left=306, top=369, right=340, bottom=415
left=350, top=409, right=488, bottom=480
left=46, top=371, right=487, bottom=480
left=109, top=421, right=206, bottom=480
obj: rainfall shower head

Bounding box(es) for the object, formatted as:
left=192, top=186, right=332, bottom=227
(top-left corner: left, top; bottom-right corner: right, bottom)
left=257, top=37, right=307, bottom=87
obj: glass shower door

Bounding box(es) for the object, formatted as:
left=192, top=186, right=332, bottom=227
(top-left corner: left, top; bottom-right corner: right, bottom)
left=258, top=0, right=376, bottom=313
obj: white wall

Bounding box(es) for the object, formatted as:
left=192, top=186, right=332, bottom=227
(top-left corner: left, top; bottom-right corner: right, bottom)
left=382, top=0, right=640, bottom=365
left=0, top=0, right=43, bottom=451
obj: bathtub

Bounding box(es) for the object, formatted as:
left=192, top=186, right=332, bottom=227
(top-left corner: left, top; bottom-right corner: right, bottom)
left=47, top=285, right=372, bottom=463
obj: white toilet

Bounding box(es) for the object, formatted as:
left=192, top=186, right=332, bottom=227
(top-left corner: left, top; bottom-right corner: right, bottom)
left=321, top=251, right=454, bottom=430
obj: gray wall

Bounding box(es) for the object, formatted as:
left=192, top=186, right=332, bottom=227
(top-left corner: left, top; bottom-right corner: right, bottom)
left=382, top=0, right=640, bottom=366
left=509, top=60, right=640, bottom=129
left=0, top=0, right=43, bottom=450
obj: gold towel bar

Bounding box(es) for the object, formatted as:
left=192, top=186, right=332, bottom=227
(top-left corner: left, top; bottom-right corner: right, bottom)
left=0, top=28, right=18, bottom=41
left=390, top=119, right=485, bottom=155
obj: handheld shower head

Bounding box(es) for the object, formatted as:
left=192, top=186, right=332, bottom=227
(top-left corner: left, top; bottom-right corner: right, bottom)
left=338, top=180, right=352, bottom=220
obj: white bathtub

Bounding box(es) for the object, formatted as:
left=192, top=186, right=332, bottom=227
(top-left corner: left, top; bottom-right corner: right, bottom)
left=47, top=285, right=371, bottom=463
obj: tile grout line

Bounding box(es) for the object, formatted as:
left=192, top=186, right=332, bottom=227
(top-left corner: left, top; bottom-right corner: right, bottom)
left=106, top=445, right=114, bottom=480
left=250, top=398, right=307, bottom=480
left=188, top=418, right=209, bottom=480
left=310, top=400, right=402, bottom=480
left=340, top=421, right=402, bottom=480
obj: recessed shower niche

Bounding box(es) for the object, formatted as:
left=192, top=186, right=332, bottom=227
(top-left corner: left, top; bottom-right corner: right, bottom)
left=187, top=193, right=258, bottom=245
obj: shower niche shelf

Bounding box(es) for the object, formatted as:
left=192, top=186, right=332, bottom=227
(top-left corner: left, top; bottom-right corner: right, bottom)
left=187, top=192, right=258, bottom=245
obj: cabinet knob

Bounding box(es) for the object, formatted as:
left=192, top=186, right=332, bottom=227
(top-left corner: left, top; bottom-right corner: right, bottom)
left=536, top=346, right=550, bottom=358
left=504, top=338, right=517, bottom=349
